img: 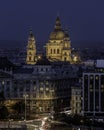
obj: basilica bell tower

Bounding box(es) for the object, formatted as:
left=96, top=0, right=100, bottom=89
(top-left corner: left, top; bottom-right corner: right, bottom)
left=26, top=30, right=36, bottom=64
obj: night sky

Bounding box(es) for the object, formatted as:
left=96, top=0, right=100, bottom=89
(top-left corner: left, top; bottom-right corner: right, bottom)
left=0, top=0, right=104, bottom=47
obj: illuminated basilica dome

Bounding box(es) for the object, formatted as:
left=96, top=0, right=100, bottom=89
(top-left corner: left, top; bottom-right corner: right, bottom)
left=49, top=16, right=66, bottom=40
left=50, top=31, right=65, bottom=40
left=46, top=16, right=72, bottom=62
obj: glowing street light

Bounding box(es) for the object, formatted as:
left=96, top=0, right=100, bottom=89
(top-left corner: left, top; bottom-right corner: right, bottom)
left=50, top=89, right=54, bottom=119
left=23, top=94, right=28, bottom=121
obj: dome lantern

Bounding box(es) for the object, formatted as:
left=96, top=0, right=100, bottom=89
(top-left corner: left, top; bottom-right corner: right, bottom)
left=54, top=16, right=62, bottom=31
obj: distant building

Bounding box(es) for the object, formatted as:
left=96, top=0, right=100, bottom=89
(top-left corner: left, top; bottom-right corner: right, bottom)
left=82, top=72, right=104, bottom=118
left=83, top=60, right=95, bottom=67
left=70, top=86, right=82, bottom=115
left=0, top=70, right=13, bottom=99
left=96, top=59, right=104, bottom=68
left=0, top=56, right=80, bottom=117
left=13, top=58, right=77, bottom=115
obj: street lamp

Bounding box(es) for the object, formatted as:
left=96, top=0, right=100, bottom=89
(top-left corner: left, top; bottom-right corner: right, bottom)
left=50, top=89, right=54, bottom=119
left=23, top=94, right=28, bottom=121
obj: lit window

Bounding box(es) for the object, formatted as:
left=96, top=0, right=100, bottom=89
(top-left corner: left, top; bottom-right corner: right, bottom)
left=46, top=81, right=48, bottom=85
left=41, top=68, right=43, bottom=71
left=90, top=89, right=93, bottom=92
left=101, top=89, right=104, bottom=92
left=34, top=86, right=36, bottom=90
left=46, top=87, right=49, bottom=91
left=101, top=85, right=104, bottom=88
left=96, top=76, right=99, bottom=80
left=26, top=81, right=30, bottom=84
left=90, top=76, right=93, bottom=79
left=90, top=85, right=92, bottom=89
left=2, top=81, right=4, bottom=85
left=40, top=87, right=43, bottom=91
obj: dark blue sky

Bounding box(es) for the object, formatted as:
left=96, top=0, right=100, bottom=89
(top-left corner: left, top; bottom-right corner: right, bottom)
left=0, top=0, right=104, bottom=47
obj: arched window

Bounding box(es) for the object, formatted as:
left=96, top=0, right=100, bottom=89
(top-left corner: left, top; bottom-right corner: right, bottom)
left=29, top=57, right=31, bottom=61
left=51, top=49, right=52, bottom=54
left=54, top=49, right=56, bottom=54
left=57, top=49, right=59, bottom=54
left=64, top=57, right=67, bottom=61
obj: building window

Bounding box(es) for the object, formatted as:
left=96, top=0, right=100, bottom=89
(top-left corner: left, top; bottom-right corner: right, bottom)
left=2, top=81, right=5, bottom=85
left=95, top=76, right=99, bottom=80
left=29, top=52, right=31, bottom=55
left=41, top=68, right=43, bottom=71
left=90, top=76, right=93, bottom=79
left=101, top=85, right=104, bottom=88
left=33, top=81, right=36, bottom=85
left=46, top=87, right=49, bottom=91
left=46, top=81, right=48, bottom=85
left=34, top=86, right=36, bottom=90
left=64, top=57, right=67, bottom=61
left=64, top=52, right=67, bottom=55
left=37, top=68, right=38, bottom=72
left=26, top=87, right=30, bottom=91
left=29, top=57, right=31, bottom=61
left=33, top=94, right=36, bottom=98
left=54, top=49, right=56, bottom=54
left=26, top=81, right=30, bottom=84
left=51, top=49, right=52, bottom=54
left=90, top=85, right=92, bottom=89
left=57, top=49, right=59, bottom=54
left=46, top=68, right=48, bottom=72
left=40, top=87, right=43, bottom=91
left=65, top=43, right=68, bottom=47
left=7, top=81, right=10, bottom=85
left=84, top=75, right=88, bottom=79
left=90, top=89, right=93, bottom=92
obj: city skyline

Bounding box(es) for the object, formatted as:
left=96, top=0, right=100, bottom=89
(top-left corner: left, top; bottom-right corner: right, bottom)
left=0, top=0, right=104, bottom=48
left=1, top=0, right=104, bottom=128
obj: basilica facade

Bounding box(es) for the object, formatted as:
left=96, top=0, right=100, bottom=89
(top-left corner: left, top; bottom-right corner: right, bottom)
left=46, top=16, right=71, bottom=62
